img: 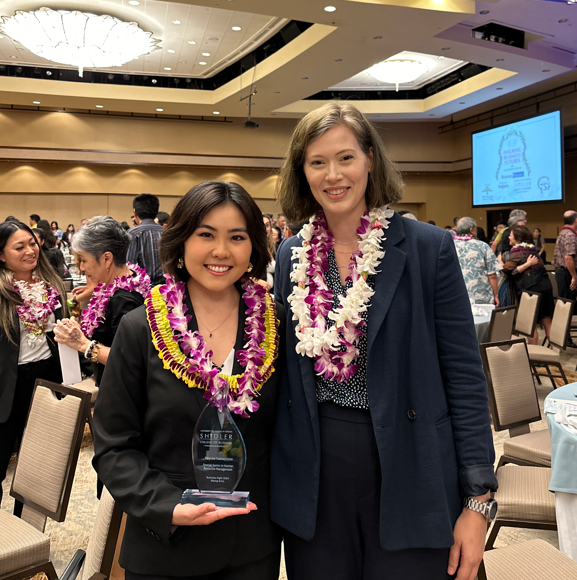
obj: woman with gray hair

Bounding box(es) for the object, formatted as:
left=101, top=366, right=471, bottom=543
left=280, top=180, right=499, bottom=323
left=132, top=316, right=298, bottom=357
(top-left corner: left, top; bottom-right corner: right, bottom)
left=53, top=217, right=151, bottom=384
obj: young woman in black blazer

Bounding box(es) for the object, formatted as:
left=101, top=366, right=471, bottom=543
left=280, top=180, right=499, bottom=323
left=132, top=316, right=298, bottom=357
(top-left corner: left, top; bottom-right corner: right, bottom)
left=93, top=182, right=284, bottom=580
left=0, top=221, right=67, bottom=510
left=272, top=103, right=498, bottom=580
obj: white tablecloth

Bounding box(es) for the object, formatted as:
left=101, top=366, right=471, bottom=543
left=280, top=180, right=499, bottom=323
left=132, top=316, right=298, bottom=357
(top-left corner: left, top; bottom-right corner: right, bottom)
left=474, top=314, right=492, bottom=344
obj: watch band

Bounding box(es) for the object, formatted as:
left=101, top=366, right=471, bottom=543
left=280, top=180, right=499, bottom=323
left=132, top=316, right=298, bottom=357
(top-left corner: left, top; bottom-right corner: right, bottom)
left=463, top=497, right=497, bottom=522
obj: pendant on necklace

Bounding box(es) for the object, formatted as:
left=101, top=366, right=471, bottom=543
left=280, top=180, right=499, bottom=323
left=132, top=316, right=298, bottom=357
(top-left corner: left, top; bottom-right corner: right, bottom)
left=209, top=333, right=213, bottom=338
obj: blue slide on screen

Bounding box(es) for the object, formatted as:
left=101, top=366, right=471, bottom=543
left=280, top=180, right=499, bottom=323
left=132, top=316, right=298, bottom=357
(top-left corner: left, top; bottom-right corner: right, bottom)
left=472, top=110, right=563, bottom=207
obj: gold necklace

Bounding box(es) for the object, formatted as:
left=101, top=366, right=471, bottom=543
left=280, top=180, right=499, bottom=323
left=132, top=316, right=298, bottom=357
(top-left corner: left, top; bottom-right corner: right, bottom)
left=193, top=302, right=238, bottom=338
left=333, top=239, right=360, bottom=245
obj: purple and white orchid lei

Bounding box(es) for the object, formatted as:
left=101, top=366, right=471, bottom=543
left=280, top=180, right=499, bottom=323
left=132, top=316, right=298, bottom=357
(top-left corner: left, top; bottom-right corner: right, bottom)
left=453, top=234, right=475, bottom=242
left=152, top=274, right=278, bottom=417
left=287, top=206, right=393, bottom=383
left=80, top=263, right=151, bottom=338
left=13, top=274, right=60, bottom=346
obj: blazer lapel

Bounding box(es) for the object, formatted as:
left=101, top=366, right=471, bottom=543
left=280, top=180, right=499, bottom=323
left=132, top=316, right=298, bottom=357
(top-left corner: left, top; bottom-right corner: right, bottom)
left=367, top=214, right=407, bottom=357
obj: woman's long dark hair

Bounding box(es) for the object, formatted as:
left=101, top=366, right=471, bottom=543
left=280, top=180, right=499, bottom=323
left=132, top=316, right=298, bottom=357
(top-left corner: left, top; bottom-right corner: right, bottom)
left=0, top=222, right=68, bottom=341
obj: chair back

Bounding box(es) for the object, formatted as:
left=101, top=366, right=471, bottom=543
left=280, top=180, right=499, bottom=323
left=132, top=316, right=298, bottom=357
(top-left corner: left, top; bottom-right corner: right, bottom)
left=514, top=291, right=541, bottom=337
left=63, top=279, right=74, bottom=292
left=480, top=339, right=541, bottom=431
left=81, top=487, right=123, bottom=580
left=487, top=305, right=517, bottom=342
left=547, top=271, right=558, bottom=299
left=549, top=297, right=574, bottom=350
left=10, top=379, right=91, bottom=529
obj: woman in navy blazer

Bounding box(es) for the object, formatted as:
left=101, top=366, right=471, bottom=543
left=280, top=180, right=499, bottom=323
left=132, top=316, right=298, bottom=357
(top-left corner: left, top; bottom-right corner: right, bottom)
left=271, top=102, right=498, bottom=580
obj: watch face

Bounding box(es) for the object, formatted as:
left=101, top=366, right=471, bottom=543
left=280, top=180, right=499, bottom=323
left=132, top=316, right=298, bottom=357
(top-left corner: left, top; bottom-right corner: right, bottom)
left=488, top=500, right=498, bottom=521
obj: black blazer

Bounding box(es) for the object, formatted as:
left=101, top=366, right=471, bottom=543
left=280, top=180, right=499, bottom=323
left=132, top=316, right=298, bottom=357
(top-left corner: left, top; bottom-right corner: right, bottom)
left=271, top=213, right=498, bottom=551
left=93, top=293, right=285, bottom=577
left=0, top=300, right=64, bottom=424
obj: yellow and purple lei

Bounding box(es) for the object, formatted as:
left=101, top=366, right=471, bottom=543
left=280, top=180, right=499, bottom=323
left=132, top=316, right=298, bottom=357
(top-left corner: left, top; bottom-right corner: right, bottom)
left=146, top=274, right=279, bottom=418
left=80, top=263, right=151, bottom=338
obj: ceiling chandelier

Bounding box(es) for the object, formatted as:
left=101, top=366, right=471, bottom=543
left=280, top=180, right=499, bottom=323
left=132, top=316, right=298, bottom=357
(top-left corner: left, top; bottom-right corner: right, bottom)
left=0, top=7, right=161, bottom=77
left=367, top=58, right=429, bottom=91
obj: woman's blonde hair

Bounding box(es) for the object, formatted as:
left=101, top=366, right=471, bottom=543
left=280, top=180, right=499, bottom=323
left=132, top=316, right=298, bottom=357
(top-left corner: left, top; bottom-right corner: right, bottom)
left=275, top=101, right=404, bottom=223
left=0, top=221, right=68, bottom=342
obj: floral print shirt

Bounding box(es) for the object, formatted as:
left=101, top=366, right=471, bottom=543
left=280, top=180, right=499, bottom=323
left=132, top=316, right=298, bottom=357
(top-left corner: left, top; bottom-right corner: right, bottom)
left=454, top=238, right=501, bottom=304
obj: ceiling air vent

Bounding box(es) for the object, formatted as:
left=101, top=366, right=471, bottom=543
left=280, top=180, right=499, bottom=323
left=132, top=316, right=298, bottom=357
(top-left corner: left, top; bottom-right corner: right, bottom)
left=472, top=22, right=525, bottom=49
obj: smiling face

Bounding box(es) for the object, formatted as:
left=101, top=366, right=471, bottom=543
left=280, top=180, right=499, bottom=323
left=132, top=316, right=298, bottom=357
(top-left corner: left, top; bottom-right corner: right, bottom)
left=304, top=124, right=373, bottom=221
left=509, top=230, right=517, bottom=246
left=184, top=203, right=252, bottom=296
left=0, top=228, right=40, bottom=278
left=76, top=250, right=112, bottom=285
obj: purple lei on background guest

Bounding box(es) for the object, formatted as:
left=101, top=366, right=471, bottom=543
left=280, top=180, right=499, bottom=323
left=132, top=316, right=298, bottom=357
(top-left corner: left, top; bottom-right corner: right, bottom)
left=80, top=263, right=151, bottom=338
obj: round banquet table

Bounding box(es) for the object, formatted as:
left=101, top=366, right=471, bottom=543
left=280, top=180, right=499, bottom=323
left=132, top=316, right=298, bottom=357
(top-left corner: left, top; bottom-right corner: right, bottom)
left=474, top=314, right=492, bottom=344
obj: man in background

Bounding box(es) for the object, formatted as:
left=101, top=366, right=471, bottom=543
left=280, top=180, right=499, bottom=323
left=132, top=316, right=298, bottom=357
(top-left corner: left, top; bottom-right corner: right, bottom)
left=454, top=217, right=500, bottom=306
left=127, top=193, right=164, bottom=285
left=80, top=218, right=89, bottom=229
left=155, top=211, right=170, bottom=227
left=29, top=214, right=40, bottom=228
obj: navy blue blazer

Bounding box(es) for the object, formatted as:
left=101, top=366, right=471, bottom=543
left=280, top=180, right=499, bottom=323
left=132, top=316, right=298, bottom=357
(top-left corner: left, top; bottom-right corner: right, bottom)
left=271, top=212, right=498, bottom=551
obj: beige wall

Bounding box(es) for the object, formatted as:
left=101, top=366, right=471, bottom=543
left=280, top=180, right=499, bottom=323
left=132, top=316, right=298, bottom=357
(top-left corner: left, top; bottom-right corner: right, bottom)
left=0, top=91, right=576, bottom=231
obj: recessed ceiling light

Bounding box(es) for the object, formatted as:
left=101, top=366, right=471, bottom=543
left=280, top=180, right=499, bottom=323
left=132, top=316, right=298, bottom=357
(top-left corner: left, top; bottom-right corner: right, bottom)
left=151, top=78, right=157, bottom=84
left=232, top=26, right=242, bottom=31
left=172, top=20, right=181, bottom=25
left=10, top=55, right=17, bottom=59
left=438, top=56, right=445, bottom=60
left=324, top=5, right=337, bottom=12
left=199, top=61, right=207, bottom=65
left=95, top=104, right=103, bottom=108
left=188, top=40, right=196, bottom=45
left=128, top=0, right=140, bottom=5
left=46, top=70, right=52, bottom=76
left=156, top=108, right=164, bottom=112
left=167, top=49, right=176, bottom=54
left=202, top=52, right=210, bottom=56
left=33, top=101, right=40, bottom=104
left=164, top=67, right=172, bottom=70
left=179, top=60, right=187, bottom=64
left=213, top=111, right=220, bottom=115
left=207, top=37, right=219, bottom=41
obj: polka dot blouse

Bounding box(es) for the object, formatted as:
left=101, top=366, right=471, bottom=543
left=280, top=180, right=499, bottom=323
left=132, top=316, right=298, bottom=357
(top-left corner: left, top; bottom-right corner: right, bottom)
left=316, top=248, right=374, bottom=410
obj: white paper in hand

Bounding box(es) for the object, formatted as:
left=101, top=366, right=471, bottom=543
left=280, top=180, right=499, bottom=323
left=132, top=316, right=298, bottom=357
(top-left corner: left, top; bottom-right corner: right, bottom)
left=58, top=342, right=82, bottom=385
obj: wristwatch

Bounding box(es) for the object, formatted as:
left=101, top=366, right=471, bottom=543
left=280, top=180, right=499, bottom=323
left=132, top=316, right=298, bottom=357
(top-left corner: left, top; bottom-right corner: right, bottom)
left=463, top=497, right=498, bottom=522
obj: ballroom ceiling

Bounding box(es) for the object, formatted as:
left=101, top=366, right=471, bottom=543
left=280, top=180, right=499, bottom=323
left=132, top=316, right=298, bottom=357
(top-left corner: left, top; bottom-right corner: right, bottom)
left=0, top=0, right=576, bottom=121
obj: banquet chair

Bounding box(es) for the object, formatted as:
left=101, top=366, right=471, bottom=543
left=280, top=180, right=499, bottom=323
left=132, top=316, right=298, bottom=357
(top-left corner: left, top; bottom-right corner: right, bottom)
left=49, top=487, right=123, bottom=580
left=527, top=297, right=573, bottom=387
left=0, top=379, right=91, bottom=580
left=70, top=377, right=98, bottom=441
left=547, top=271, right=558, bottom=299
left=487, top=305, right=517, bottom=343
left=480, top=340, right=551, bottom=469
left=485, top=465, right=556, bottom=550
left=513, top=291, right=541, bottom=338
left=478, top=539, right=577, bottom=580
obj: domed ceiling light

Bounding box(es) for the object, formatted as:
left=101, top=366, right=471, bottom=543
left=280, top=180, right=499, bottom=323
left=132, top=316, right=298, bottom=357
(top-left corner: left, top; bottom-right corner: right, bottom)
left=367, top=58, right=429, bottom=91
left=0, top=7, right=160, bottom=77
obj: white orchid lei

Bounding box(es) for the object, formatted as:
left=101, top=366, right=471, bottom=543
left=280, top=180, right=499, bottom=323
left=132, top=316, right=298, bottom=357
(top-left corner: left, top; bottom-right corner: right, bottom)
left=12, top=273, right=60, bottom=347
left=287, top=206, right=393, bottom=383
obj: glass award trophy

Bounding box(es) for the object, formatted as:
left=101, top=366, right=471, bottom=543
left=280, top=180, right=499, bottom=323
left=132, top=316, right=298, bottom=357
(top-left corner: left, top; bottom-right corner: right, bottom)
left=182, top=388, right=249, bottom=509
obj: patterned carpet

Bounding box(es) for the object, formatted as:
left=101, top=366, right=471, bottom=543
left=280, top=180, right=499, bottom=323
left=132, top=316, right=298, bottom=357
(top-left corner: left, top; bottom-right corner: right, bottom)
left=2, top=332, right=575, bottom=578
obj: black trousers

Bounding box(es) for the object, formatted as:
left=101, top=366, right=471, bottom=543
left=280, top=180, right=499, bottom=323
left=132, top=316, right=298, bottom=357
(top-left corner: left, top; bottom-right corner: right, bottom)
left=124, top=547, right=281, bottom=580
left=555, top=268, right=577, bottom=304
left=284, top=403, right=455, bottom=580
left=0, top=356, right=61, bottom=511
